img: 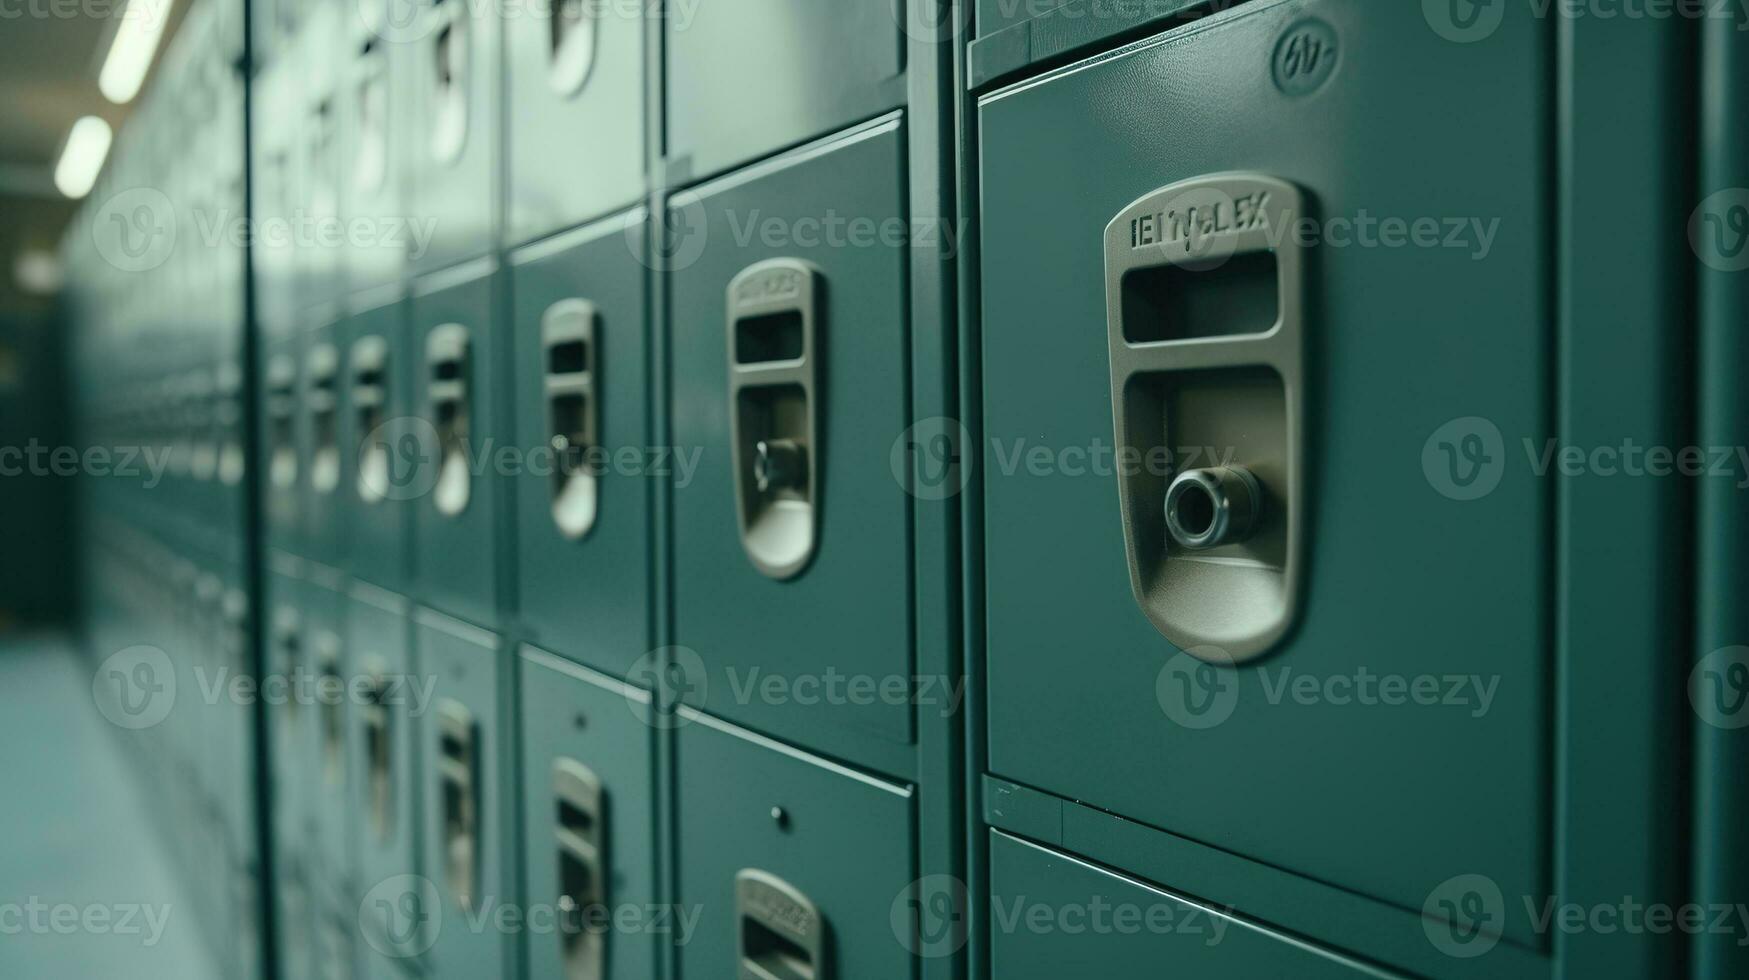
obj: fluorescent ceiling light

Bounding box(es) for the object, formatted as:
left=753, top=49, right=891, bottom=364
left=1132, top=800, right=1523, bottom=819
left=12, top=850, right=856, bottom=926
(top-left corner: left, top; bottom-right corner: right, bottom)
left=54, top=116, right=113, bottom=199
left=99, top=0, right=175, bottom=104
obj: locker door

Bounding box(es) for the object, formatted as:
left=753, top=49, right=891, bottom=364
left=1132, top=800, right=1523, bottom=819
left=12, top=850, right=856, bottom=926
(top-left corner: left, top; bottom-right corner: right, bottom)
left=979, top=0, right=1549, bottom=941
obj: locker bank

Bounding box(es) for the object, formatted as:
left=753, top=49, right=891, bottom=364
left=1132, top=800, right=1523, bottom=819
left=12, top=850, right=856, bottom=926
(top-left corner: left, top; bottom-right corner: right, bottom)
left=0, top=1, right=1745, bottom=979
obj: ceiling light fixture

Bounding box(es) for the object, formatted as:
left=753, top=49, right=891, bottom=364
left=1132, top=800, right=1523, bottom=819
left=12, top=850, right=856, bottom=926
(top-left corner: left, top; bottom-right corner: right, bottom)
left=98, top=0, right=176, bottom=104
left=53, top=116, right=113, bottom=199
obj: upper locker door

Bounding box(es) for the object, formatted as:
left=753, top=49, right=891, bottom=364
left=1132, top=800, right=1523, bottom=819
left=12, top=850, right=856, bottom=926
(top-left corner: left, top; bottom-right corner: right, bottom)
left=979, top=0, right=1550, bottom=944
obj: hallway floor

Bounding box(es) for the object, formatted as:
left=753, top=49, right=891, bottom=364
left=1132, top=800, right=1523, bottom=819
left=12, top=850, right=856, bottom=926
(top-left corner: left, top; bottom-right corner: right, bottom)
left=0, top=633, right=223, bottom=980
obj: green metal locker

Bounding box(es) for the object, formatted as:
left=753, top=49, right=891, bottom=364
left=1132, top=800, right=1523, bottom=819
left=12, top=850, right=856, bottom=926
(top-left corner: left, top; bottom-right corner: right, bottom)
left=509, top=213, right=653, bottom=679
left=669, top=118, right=918, bottom=778
left=519, top=649, right=659, bottom=980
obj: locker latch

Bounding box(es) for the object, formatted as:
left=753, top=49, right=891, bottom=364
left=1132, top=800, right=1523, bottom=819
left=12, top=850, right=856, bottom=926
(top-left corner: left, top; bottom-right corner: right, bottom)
left=430, top=0, right=470, bottom=165
left=215, top=362, right=244, bottom=486
left=548, top=0, right=596, bottom=96
left=315, top=630, right=346, bottom=789
left=307, top=342, right=341, bottom=495
left=272, top=606, right=303, bottom=725
left=266, top=355, right=298, bottom=491
left=736, top=869, right=826, bottom=980
left=726, top=258, right=822, bottom=580
left=354, top=39, right=389, bottom=193
left=542, top=300, right=599, bottom=540
left=359, top=661, right=394, bottom=844
left=350, top=335, right=390, bottom=503
left=1104, top=173, right=1308, bottom=663
left=426, top=323, right=472, bottom=517
left=187, top=370, right=216, bottom=481
left=554, top=759, right=605, bottom=980
left=437, top=699, right=480, bottom=911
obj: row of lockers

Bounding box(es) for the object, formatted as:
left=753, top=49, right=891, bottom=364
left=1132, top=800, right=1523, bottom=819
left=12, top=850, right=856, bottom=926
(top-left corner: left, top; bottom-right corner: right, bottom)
left=57, top=0, right=1740, bottom=978
left=251, top=0, right=957, bottom=973
left=249, top=0, right=910, bottom=324
left=263, top=562, right=934, bottom=980
left=262, top=118, right=923, bottom=775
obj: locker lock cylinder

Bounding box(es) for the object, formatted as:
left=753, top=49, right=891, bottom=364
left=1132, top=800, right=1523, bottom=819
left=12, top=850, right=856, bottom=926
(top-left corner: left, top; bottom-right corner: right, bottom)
left=753, top=438, right=806, bottom=494
left=1164, top=466, right=1262, bottom=551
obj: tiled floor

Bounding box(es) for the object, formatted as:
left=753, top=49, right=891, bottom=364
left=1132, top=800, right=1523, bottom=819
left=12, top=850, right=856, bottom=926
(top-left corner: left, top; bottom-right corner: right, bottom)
left=0, top=634, right=222, bottom=980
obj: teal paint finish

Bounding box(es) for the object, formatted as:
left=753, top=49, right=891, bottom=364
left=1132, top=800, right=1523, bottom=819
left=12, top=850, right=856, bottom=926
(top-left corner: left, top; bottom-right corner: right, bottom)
left=519, top=649, right=658, bottom=980
left=409, top=0, right=501, bottom=273
left=967, top=0, right=1207, bottom=90
left=669, top=120, right=916, bottom=776
left=664, top=0, right=905, bottom=181
left=266, top=562, right=317, bottom=980
left=338, top=18, right=410, bottom=294
left=361, top=948, right=419, bottom=980
left=987, top=832, right=1393, bottom=979
left=292, top=0, right=347, bottom=310
left=509, top=215, right=651, bottom=678
left=675, top=714, right=917, bottom=980
left=985, top=778, right=1545, bottom=980
left=504, top=0, right=646, bottom=245
left=262, top=333, right=304, bottom=554
left=347, top=586, right=422, bottom=957
left=410, top=260, right=503, bottom=629
left=266, top=561, right=315, bottom=857
left=304, top=568, right=357, bottom=906
left=276, top=862, right=318, bottom=980
left=977, top=0, right=1058, bottom=37
left=340, top=294, right=414, bottom=594
left=1555, top=16, right=1695, bottom=980
left=979, top=0, right=1549, bottom=934
left=416, top=609, right=509, bottom=980
left=301, top=315, right=349, bottom=566
left=314, top=896, right=361, bottom=980
left=252, top=61, right=303, bottom=337
left=1693, top=16, right=1749, bottom=980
